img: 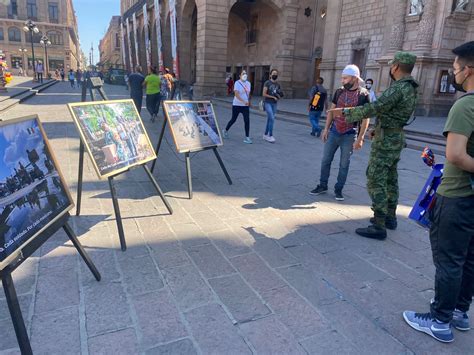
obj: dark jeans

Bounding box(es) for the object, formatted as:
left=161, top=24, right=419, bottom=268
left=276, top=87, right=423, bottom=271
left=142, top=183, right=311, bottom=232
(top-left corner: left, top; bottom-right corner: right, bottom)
left=226, top=105, right=250, bottom=137
left=146, top=93, right=161, bottom=116
left=309, top=110, right=323, bottom=134
left=131, top=93, right=143, bottom=114
left=37, top=72, right=43, bottom=83
left=319, top=130, right=354, bottom=192
left=429, top=194, right=474, bottom=323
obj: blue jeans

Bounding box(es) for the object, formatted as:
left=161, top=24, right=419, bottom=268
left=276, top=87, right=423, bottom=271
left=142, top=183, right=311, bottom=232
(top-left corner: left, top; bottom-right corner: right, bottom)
left=319, top=131, right=355, bottom=191
left=309, top=110, right=322, bottom=134
left=264, top=102, right=277, bottom=136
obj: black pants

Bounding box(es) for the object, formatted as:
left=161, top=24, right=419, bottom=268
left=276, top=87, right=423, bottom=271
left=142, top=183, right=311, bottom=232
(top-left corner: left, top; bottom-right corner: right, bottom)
left=226, top=105, right=250, bottom=137
left=429, top=194, right=474, bottom=322
left=146, top=93, right=161, bottom=117
left=131, top=94, right=143, bottom=114
left=37, top=72, right=43, bottom=83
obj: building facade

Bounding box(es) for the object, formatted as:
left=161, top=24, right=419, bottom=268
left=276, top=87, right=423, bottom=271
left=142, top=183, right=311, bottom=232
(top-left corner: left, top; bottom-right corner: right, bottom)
left=120, top=0, right=471, bottom=115
left=0, top=0, right=80, bottom=76
left=99, top=16, right=124, bottom=71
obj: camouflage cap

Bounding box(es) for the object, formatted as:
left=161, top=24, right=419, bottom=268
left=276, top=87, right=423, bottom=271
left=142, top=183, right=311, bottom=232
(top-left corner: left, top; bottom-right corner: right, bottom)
left=388, top=51, right=417, bottom=65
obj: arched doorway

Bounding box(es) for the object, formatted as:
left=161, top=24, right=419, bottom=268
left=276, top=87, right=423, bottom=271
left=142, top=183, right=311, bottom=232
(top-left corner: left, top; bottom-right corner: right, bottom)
left=227, top=0, right=282, bottom=95
left=180, top=0, right=197, bottom=85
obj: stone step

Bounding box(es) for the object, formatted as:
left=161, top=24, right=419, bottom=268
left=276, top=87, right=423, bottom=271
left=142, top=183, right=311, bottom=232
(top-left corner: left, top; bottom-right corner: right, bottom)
left=0, top=80, right=58, bottom=113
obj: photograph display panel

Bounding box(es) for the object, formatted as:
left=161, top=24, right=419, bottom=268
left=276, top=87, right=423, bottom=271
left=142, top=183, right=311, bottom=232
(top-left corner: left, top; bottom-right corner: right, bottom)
left=0, top=116, right=73, bottom=269
left=163, top=101, right=223, bottom=153
left=68, top=99, right=156, bottom=178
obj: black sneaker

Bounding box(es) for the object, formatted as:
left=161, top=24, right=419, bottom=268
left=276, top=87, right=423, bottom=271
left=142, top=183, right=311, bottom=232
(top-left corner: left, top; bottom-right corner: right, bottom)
left=310, top=185, right=328, bottom=195
left=335, top=190, right=344, bottom=201
left=310, top=131, right=316, bottom=136
left=316, top=130, right=322, bottom=138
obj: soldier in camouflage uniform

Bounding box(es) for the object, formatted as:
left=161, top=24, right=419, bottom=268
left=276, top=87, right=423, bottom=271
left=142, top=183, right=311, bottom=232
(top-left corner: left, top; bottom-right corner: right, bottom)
left=328, top=51, right=419, bottom=240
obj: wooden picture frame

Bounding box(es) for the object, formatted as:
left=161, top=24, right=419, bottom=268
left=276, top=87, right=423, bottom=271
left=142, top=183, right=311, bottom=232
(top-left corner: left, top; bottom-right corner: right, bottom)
left=163, top=101, right=223, bottom=153
left=67, top=99, right=156, bottom=179
left=0, top=115, right=74, bottom=270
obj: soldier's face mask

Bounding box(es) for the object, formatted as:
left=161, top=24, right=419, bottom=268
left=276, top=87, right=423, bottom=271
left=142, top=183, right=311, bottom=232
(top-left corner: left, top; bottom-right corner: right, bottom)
left=389, top=65, right=397, bottom=82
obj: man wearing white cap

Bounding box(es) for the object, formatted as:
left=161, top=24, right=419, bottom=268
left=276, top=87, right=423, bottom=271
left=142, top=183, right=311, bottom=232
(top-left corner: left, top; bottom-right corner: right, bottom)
left=310, top=64, right=370, bottom=201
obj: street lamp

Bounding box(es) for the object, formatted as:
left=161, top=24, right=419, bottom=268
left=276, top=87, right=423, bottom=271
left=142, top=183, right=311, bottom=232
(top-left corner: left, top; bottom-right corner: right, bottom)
left=40, top=35, right=51, bottom=77
left=23, top=20, right=39, bottom=81
left=19, top=47, right=28, bottom=76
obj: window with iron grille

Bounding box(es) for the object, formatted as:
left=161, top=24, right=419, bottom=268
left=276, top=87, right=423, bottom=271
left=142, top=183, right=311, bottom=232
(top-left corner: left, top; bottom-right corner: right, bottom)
left=48, top=31, right=63, bottom=45
left=8, top=27, right=21, bottom=42
left=8, top=0, right=18, bottom=18
left=49, top=2, right=59, bottom=23
left=27, top=0, right=38, bottom=20
left=246, top=15, right=258, bottom=45
left=0, top=28, right=4, bottom=41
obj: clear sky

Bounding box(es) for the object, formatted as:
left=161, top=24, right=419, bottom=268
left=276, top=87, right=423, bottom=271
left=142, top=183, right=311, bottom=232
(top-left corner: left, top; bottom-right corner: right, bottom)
left=74, top=0, right=120, bottom=65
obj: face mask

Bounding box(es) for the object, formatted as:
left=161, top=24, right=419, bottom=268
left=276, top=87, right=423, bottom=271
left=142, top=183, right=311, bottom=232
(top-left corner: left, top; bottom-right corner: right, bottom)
left=389, top=67, right=396, bottom=82
left=241, top=74, right=248, bottom=81
left=271, top=75, right=278, bottom=80
left=343, top=79, right=356, bottom=90
left=366, top=83, right=372, bottom=89
left=449, top=70, right=467, bottom=93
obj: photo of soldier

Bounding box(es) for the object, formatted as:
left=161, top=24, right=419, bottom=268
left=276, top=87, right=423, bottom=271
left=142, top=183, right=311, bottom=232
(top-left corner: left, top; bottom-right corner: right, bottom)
left=68, top=100, right=156, bottom=178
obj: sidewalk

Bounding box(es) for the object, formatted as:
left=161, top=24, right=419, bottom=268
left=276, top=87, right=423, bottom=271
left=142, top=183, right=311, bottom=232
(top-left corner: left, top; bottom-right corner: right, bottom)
left=213, top=95, right=447, bottom=138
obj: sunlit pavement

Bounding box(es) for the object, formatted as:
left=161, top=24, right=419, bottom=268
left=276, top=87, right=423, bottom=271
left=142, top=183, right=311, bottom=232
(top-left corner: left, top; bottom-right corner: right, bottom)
left=1, top=82, right=472, bottom=354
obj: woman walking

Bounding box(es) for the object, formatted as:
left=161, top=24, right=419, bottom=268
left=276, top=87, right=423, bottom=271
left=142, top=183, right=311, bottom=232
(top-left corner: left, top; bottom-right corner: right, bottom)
left=143, top=66, right=161, bottom=122
left=262, top=69, right=283, bottom=143
left=222, top=70, right=252, bottom=144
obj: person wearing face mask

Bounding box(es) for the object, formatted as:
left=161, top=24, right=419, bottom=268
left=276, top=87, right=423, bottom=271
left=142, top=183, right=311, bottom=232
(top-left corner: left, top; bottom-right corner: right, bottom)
left=402, top=41, right=474, bottom=344
left=365, top=79, right=377, bottom=103
left=223, top=70, right=252, bottom=144
left=328, top=51, right=419, bottom=240
left=262, top=69, right=284, bottom=143
left=310, top=65, right=370, bottom=201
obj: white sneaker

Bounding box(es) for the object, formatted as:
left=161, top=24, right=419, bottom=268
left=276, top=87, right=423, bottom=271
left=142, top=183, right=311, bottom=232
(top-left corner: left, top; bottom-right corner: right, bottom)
left=267, top=136, right=276, bottom=143
left=263, top=134, right=269, bottom=140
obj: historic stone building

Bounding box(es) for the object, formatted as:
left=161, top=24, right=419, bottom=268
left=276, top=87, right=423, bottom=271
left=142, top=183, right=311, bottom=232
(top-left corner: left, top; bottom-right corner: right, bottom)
left=99, top=16, right=124, bottom=71
left=321, top=0, right=473, bottom=116
left=120, top=0, right=471, bottom=115
left=0, top=0, right=80, bottom=75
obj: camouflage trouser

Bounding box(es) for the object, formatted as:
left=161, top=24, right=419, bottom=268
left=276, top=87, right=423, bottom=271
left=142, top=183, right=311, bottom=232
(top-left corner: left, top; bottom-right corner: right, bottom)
left=366, top=148, right=402, bottom=222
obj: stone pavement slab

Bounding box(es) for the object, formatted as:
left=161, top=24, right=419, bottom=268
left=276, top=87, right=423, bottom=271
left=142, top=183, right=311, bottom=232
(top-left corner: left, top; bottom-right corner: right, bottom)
left=0, top=82, right=471, bottom=354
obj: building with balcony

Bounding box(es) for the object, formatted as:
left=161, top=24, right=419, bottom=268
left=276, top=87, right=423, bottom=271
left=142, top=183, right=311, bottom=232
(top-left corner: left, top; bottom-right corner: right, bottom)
left=99, top=16, right=124, bottom=71
left=0, top=0, right=81, bottom=76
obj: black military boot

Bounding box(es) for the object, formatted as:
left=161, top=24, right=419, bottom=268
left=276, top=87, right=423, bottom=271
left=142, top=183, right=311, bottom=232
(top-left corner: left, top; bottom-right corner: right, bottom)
left=356, top=217, right=387, bottom=240
left=369, top=216, right=397, bottom=230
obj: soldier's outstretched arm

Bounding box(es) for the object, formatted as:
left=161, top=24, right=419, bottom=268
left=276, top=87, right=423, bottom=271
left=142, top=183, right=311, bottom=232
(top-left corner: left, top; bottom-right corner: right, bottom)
left=344, top=85, right=403, bottom=123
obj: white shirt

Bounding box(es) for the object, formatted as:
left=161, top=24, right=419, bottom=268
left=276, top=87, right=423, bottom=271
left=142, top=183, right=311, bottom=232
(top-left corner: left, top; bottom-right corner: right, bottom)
left=368, top=89, right=377, bottom=103
left=232, top=80, right=251, bottom=107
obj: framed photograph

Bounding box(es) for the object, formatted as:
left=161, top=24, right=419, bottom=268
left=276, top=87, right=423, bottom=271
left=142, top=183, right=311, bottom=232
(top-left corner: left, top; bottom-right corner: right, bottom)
left=163, top=101, right=223, bottom=153
left=67, top=99, right=156, bottom=179
left=439, top=70, right=456, bottom=94
left=0, top=115, right=73, bottom=270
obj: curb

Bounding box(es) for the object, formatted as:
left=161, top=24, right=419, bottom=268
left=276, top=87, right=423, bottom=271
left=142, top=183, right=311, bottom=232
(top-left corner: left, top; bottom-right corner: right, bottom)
left=0, top=80, right=58, bottom=113
left=211, top=97, right=446, bottom=147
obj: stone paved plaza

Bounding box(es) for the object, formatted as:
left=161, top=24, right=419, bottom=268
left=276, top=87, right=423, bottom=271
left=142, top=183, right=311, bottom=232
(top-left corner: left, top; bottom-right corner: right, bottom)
left=0, top=82, right=472, bottom=354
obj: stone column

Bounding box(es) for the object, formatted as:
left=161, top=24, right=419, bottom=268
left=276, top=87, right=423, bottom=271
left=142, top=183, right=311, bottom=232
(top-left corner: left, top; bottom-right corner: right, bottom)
left=273, top=3, right=299, bottom=98
left=389, top=0, right=408, bottom=52
left=193, top=0, right=229, bottom=98
left=320, top=0, right=343, bottom=94
left=416, top=0, right=437, bottom=52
